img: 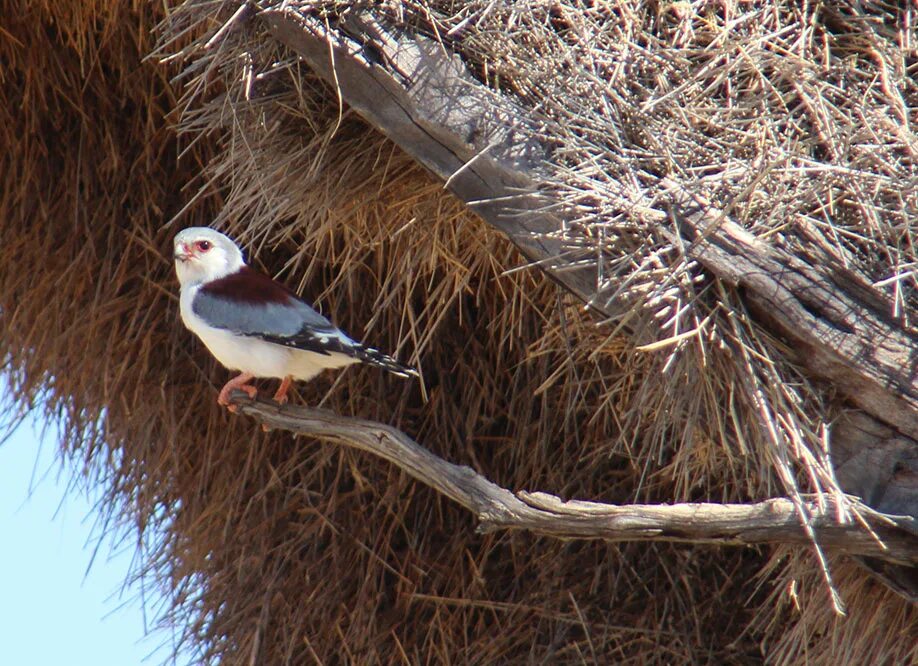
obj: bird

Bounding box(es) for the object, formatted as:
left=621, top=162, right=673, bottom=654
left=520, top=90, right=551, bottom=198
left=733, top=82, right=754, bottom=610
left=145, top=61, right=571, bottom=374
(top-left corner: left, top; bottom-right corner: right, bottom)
left=173, top=227, right=417, bottom=409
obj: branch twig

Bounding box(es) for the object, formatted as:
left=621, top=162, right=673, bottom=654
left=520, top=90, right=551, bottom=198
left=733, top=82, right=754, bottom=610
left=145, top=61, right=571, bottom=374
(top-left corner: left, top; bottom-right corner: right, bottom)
left=232, top=394, right=918, bottom=565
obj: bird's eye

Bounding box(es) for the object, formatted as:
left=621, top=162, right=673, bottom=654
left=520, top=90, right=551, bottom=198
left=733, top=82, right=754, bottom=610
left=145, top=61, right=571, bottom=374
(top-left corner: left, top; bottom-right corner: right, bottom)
left=196, top=241, right=211, bottom=252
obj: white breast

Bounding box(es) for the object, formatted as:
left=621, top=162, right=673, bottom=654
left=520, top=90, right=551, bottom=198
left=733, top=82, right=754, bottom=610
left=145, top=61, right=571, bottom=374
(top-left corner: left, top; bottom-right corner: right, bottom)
left=179, top=285, right=357, bottom=381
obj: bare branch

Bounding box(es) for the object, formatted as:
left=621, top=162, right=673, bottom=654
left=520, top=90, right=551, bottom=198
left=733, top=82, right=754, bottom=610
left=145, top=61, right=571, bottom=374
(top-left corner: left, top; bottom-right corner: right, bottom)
left=664, top=181, right=918, bottom=439
left=260, top=7, right=918, bottom=441
left=232, top=394, right=918, bottom=566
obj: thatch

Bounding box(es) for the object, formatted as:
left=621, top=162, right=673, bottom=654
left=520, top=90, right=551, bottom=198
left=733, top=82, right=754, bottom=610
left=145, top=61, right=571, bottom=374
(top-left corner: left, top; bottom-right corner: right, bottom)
left=1, top=0, right=915, bottom=664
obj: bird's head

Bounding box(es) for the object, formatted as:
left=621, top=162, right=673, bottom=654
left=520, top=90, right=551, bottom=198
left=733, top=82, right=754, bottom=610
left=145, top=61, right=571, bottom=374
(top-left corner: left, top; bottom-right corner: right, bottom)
left=173, top=227, right=245, bottom=287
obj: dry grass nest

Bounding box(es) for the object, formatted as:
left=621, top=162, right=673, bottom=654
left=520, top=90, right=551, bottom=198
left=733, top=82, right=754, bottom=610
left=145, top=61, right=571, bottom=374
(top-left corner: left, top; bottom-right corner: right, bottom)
left=1, top=0, right=916, bottom=663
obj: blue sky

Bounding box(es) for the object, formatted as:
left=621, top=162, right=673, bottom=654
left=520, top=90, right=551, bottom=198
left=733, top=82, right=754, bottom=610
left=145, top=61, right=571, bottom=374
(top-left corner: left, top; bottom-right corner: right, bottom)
left=0, top=418, right=189, bottom=666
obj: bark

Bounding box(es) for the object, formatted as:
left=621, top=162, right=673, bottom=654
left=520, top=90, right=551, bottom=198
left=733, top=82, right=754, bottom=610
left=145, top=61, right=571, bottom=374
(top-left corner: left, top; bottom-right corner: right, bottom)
left=232, top=394, right=917, bottom=566
left=254, top=5, right=918, bottom=597
left=260, top=6, right=917, bottom=441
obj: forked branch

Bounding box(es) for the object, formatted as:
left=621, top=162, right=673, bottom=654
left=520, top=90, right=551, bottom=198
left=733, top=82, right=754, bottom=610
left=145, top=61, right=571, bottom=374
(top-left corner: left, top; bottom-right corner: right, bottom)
left=231, top=394, right=917, bottom=566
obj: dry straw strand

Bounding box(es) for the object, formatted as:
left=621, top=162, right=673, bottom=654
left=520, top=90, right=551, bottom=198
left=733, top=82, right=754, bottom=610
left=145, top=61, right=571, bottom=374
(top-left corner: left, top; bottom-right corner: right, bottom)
left=1, top=0, right=915, bottom=664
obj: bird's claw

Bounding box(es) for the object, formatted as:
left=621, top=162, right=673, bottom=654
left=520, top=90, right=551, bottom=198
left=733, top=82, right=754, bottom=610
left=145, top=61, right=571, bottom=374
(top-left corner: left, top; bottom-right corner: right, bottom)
left=272, top=376, right=292, bottom=405
left=217, top=375, right=258, bottom=411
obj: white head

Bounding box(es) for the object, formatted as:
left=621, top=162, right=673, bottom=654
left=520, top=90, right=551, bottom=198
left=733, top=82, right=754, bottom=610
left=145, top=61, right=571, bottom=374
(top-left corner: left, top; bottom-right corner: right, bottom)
left=173, top=227, right=245, bottom=287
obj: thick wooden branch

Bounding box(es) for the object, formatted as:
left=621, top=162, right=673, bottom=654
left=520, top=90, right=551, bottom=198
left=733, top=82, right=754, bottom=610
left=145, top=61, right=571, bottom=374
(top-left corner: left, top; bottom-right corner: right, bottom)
left=261, top=7, right=597, bottom=310
left=665, top=182, right=918, bottom=439
left=231, top=394, right=917, bottom=566
left=252, top=4, right=918, bottom=598
left=260, top=5, right=918, bottom=442
left=258, top=6, right=918, bottom=537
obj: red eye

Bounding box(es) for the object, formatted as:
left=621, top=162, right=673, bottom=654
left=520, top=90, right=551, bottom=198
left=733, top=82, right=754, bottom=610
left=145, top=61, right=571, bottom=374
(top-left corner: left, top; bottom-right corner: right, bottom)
left=196, top=240, right=211, bottom=252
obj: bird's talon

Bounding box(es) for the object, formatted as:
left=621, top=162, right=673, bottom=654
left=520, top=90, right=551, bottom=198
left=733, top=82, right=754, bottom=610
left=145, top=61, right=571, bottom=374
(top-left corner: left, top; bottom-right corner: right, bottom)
left=272, top=376, right=292, bottom=405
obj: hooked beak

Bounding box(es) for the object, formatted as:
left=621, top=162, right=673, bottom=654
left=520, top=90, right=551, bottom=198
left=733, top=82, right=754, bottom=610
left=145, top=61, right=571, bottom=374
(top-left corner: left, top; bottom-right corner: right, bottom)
left=174, top=243, right=193, bottom=262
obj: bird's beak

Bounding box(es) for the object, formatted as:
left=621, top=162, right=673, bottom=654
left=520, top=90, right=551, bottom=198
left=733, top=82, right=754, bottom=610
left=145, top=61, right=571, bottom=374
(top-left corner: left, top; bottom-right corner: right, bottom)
left=174, top=243, right=192, bottom=262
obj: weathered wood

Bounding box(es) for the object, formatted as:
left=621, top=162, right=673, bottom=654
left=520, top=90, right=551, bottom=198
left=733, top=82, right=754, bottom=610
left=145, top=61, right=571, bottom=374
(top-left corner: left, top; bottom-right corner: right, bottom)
left=257, top=5, right=918, bottom=595
left=833, top=412, right=918, bottom=527
left=260, top=6, right=918, bottom=443
left=831, top=411, right=918, bottom=600
left=666, top=182, right=918, bottom=439
left=231, top=393, right=918, bottom=565
left=261, top=8, right=596, bottom=300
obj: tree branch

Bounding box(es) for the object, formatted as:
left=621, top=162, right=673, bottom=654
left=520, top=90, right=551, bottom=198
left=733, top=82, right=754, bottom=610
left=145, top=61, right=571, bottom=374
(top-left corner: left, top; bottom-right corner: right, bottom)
left=664, top=182, right=918, bottom=439
left=260, top=6, right=918, bottom=441
left=231, top=394, right=918, bottom=566
left=254, top=4, right=918, bottom=598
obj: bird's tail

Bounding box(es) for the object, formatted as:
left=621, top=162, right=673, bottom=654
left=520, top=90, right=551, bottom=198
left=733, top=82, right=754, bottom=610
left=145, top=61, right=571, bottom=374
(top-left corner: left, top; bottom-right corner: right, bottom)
left=354, top=344, right=418, bottom=378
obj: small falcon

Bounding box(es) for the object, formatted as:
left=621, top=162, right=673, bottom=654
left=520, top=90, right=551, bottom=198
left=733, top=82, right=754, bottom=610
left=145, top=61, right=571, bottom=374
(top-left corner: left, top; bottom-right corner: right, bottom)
left=173, top=227, right=417, bottom=408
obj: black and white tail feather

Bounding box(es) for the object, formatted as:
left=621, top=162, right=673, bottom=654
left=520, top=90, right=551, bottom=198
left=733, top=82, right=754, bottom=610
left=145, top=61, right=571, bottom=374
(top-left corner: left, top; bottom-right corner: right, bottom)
left=349, top=343, right=418, bottom=378
left=254, top=319, right=418, bottom=378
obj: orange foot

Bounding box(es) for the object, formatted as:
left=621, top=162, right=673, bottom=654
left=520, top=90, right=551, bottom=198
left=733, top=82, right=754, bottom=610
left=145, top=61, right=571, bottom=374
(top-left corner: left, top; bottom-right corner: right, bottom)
left=272, top=375, right=293, bottom=405
left=218, top=372, right=257, bottom=412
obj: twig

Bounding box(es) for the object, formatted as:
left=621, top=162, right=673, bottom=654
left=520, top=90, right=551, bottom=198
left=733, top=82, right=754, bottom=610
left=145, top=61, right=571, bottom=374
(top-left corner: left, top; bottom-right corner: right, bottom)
left=231, top=394, right=918, bottom=565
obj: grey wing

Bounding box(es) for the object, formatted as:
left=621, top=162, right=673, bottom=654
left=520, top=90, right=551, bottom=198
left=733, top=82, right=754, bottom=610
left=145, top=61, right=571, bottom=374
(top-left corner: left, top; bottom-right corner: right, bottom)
left=192, top=290, right=357, bottom=357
